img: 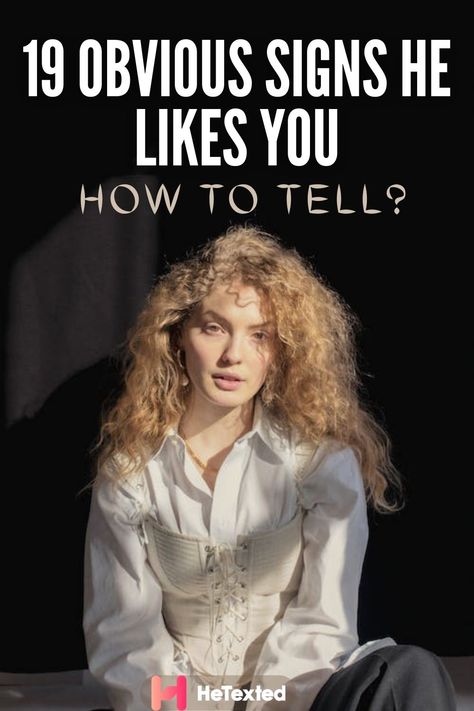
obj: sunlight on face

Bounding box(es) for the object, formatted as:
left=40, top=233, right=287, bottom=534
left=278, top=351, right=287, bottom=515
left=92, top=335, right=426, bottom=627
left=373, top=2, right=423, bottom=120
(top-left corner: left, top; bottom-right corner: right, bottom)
left=180, top=281, right=275, bottom=411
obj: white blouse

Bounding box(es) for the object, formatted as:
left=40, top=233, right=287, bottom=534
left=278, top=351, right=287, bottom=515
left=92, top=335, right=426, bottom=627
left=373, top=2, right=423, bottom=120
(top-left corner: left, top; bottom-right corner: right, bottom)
left=83, top=397, right=396, bottom=711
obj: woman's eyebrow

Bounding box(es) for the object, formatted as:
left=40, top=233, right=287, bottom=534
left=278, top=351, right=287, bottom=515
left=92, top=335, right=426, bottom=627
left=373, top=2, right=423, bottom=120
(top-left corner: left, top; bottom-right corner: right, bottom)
left=201, top=309, right=273, bottom=329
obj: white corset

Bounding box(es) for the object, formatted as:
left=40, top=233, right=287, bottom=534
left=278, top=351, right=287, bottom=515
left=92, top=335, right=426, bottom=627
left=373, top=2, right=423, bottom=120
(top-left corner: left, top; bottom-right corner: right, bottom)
left=143, top=506, right=305, bottom=687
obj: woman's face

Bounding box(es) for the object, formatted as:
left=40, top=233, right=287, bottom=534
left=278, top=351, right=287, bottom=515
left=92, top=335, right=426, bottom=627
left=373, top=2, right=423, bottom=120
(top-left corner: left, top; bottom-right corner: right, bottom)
left=180, top=281, right=275, bottom=411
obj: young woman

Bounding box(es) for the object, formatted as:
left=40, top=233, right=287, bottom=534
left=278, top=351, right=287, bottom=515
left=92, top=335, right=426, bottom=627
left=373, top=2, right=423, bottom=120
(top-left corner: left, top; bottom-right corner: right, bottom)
left=83, top=226, right=456, bottom=711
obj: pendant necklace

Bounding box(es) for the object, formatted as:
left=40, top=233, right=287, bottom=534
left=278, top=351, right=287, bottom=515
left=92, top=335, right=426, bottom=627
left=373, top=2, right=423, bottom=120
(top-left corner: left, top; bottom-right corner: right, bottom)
left=181, top=434, right=219, bottom=473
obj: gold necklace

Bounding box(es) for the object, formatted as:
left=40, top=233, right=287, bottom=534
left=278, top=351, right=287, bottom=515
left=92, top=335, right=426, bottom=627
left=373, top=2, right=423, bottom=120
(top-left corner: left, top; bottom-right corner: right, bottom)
left=181, top=436, right=219, bottom=473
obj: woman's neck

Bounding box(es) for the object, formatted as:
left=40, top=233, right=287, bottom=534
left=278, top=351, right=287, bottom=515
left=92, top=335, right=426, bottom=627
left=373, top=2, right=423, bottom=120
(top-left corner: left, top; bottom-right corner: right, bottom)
left=179, top=396, right=255, bottom=452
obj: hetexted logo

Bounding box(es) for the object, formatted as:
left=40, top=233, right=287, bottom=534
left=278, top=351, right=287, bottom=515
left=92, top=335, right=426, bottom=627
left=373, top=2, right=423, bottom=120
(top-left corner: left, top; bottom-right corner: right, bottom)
left=151, top=675, right=187, bottom=710
left=150, top=675, right=287, bottom=709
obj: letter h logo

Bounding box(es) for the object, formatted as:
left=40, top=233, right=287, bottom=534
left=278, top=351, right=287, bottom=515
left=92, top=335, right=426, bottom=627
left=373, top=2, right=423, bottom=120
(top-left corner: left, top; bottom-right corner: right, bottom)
left=151, top=675, right=187, bottom=710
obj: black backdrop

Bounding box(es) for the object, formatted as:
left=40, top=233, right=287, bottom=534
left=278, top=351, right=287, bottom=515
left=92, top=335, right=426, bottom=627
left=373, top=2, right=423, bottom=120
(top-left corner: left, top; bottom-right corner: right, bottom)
left=2, top=31, right=472, bottom=673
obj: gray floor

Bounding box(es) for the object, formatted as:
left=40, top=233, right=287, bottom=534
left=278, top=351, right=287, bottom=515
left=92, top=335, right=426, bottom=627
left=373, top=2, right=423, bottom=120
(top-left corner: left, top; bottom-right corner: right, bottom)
left=0, top=658, right=473, bottom=710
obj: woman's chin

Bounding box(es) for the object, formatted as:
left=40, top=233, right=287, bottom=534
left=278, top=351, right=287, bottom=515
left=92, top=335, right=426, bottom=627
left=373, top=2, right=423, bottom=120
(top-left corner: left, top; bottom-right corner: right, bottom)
left=205, top=383, right=253, bottom=408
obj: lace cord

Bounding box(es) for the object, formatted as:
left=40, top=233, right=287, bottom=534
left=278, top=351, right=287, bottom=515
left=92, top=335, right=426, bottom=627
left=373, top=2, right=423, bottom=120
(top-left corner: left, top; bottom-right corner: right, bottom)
left=204, top=541, right=249, bottom=678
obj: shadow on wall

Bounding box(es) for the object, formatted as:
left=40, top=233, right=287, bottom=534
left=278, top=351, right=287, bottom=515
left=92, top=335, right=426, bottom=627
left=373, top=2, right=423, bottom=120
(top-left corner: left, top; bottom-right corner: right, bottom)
left=5, top=175, right=162, bottom=430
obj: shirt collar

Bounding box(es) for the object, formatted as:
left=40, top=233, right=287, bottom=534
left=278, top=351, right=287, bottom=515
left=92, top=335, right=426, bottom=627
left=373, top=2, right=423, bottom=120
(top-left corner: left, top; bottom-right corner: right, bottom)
left=151, top=395, right=287, bottom=463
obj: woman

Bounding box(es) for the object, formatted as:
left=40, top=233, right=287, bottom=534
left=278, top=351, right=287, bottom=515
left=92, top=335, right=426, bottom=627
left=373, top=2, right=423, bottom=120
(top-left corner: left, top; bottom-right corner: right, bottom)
left=83, top=225, right=456, bottom=711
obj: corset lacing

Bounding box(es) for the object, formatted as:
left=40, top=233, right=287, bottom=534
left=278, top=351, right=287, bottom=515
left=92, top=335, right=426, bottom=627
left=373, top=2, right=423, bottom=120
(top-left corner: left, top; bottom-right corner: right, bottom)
left=205, top=541, right=249, bottom=671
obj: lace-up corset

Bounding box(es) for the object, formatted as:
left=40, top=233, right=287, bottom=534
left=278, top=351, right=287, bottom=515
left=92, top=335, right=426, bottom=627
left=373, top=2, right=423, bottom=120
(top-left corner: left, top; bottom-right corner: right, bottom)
left=143, top=508, right=304, bottom=686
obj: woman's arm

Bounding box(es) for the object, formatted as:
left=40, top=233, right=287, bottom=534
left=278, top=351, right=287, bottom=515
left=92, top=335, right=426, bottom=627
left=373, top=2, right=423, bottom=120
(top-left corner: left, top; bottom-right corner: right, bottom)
left=83, top=472, right=189, bottom=711
left=246, top=445, right=395, bottom=711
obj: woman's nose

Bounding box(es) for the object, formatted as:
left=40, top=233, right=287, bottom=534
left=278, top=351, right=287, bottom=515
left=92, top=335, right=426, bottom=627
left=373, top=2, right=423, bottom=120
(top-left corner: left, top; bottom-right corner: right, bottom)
left=221, top=336, right=243, bottom=363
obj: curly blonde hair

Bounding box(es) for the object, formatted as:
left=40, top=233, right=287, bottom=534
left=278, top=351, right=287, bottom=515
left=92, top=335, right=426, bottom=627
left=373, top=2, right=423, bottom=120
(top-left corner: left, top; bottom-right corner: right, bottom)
left=88, top=224, right=404, bottom=514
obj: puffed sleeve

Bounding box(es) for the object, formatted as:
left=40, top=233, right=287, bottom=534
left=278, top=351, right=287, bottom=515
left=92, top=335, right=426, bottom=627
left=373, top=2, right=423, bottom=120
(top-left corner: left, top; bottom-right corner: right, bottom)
left=246, top=444, right=396, bottom=711
left=83, top=470, right=191, bottom=711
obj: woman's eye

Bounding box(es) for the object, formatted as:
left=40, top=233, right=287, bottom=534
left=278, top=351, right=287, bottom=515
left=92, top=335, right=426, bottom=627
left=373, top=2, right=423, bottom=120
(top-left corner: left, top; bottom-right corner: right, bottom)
left=202, top=324, right=269, bottom=340
left=204, top=323, right=222, bottom=333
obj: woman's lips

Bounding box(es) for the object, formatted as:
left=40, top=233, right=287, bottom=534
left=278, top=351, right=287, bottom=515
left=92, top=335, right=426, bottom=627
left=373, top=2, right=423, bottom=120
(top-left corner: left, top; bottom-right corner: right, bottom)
left=212, top=375, right=244, bottom=391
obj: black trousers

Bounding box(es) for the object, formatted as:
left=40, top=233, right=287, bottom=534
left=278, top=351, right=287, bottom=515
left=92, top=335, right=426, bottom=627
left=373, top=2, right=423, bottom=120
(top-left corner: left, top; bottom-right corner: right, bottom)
left=309, top=644, right=457, bottom=710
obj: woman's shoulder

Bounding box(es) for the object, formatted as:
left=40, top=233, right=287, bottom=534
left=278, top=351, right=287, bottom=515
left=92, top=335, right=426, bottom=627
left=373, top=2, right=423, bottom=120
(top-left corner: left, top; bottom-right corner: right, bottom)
left=93, top=455, right=151, bottom=521
left=294, top=435, right=357, bottom=471
left=262, top=413, right=359, bottom=484
left=292, top=436, right=364, bottom=509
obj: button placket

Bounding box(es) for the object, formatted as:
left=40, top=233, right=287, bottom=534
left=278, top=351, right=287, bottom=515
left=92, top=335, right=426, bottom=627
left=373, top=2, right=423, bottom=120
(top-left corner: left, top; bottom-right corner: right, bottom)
left=209, top=444, right=251, bottom=544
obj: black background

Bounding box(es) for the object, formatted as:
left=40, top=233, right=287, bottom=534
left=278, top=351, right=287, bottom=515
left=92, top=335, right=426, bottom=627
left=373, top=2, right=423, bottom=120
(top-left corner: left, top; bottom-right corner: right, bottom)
left=2, top=32, right=472, bottom=673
